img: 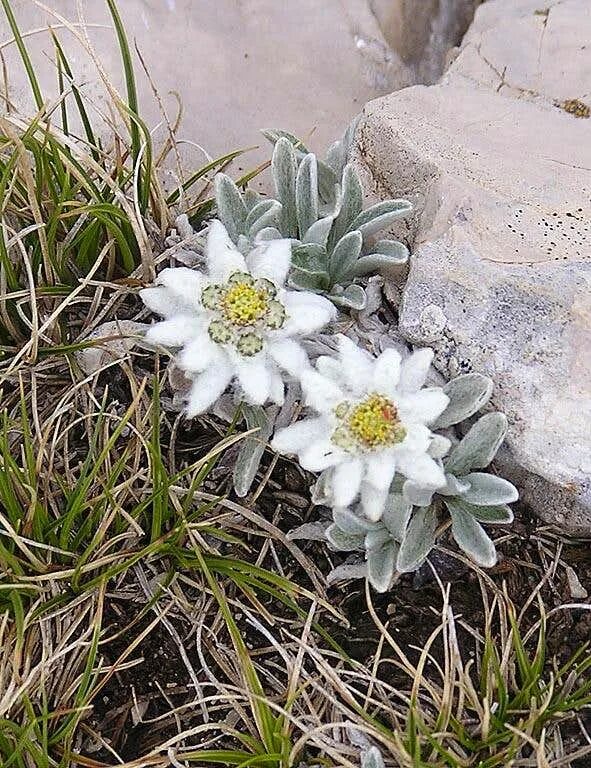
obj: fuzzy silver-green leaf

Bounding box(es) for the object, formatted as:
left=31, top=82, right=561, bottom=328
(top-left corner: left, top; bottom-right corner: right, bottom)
left=367, top=542, right=397, bottom=593
left=214, top=173, right=248, bottom=243
left=349, top=199, right=413, bottom=239
left=330, top=163, right=363, bottom=245
left=396, top=505, right=437, bottom=573
left=329, top=230, right=362, bottom=281
left=445, top=413, right=508, bottom=475
left=446, top=498, right=497, bottom=567
left=326, top=523, right=365, bottom=552
left=433, top=373, right=494, bottom=429
left=461, top=472, right=518, bottom=506
left=329, top=283, right=366, bottom=309
left=272, top=138, right=298, bottom=237
left=296, top=153, right=319, bottom=236
left=233, top=405, right=276, bottom=497
left=333, top=507, right=377, bottom=535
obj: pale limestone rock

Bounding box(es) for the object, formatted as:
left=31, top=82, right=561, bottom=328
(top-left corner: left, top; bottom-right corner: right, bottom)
left=352, top=0, right=591, bottom=531
left=370, top=0, right=481, bottom=82
left=1, top=0, right=413, bottom=167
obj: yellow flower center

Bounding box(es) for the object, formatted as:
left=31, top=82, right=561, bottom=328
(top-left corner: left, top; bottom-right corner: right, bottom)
left=222, top=282, right=269, bottom=326
left=333, top=394, right=406, bottom=451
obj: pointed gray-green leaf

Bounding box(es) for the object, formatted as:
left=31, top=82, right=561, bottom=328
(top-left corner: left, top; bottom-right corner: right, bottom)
left=303, top=215, right=334, bottom=247
left=448, top=496, right=514, bottom=524
left=246, top=199, right=282, bottom=238
left=327, top=562, right=368, bottom=585
left=237, top=234, right=251, bottom=255
left=296, top=153, right=319, bottom=236
left=382, top=493, right=413, bottom=541
left=272, top=137, right=298, bottom=237
left=433, top=373, right=494, bottom=429
left=233, top=405, right=276, bottom=497
left=287, top=522, right=329, bottom=541
left=352, top=256, right=407, bottom=280
left=353, top=238, right=409, bottom=276
left=331, top=164, right=363, bottom=245
left=333, top=507, right=377, bottom=535
left=291, top=242, right=327, bottom=273
left=243, top=188, right=261, bottom=210
left=329, top=283, right=367, bottom=310
left=261, top=128, right=310, bottom=155
left=446, top=498, right=497, bottom=568
left=437, top=473, right=472, bottom=497
left=317, top=160, right=339, bottom=205
left=329, top=230, right=362, bottom=281
left=461, top=472, right=518, bottom=506
left=325, top=115, right=361, bottom=175
left=289, top=270, right=329, bottom=292
left=367, top=542, right=397, bottom=593
left=396, top=505, right=438, bottom=573
left=311, top=470, right=332, bottom=505
left=254, top=226, right=283, bottom=242
left=365, top=527, right=391, bottom=552
left=445, top=413, right=508, bottom=475
left=362, top=747, right=386, bottom=768
left=326, top=523, right=365, bottom=552
left=349, top=199, right=413, bottom=239
left=214, top=173, right=248, bottom=242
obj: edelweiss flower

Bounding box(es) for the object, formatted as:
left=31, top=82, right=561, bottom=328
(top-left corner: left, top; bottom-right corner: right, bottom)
left=140, top=220, right=336, bottom=414
left=272, top=336, right=449, bottom=521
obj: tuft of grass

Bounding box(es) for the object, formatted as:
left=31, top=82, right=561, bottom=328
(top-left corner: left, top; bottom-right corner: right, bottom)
left=0, top=0, right=255, bottom=353
left=317, top=578, right=591, bottom=768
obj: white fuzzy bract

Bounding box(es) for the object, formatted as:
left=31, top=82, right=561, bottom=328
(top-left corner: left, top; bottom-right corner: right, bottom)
left=140, top=220, right=336, bottom=415
left=272, top=336, right=449, bottom=521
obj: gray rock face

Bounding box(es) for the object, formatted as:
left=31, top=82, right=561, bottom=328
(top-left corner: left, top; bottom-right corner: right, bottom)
left=2, top=1, right=482, bottom=165
left=370, top=0, right=482, bottom=83
left=352, top=0, right=591, bottom=531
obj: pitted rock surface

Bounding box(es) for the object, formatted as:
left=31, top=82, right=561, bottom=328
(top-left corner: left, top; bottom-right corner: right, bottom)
left=352, top=0, right=591, bottom=531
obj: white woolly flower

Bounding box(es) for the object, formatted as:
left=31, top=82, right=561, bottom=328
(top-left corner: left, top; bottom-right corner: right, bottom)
left=272, top=336, right=449, bottom=521
left=140, top=220, right=336, bottom=415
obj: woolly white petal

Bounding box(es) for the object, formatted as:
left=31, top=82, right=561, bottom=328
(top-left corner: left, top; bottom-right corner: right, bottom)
left=206, top=220, right=247, bottom=279
left=398, top=389, right=449, bottom=426
left=178, top=333, right=223, bottom=373
left=336, top=335, right=373, bottom=395
left=246, top=239, right=291, bottom=286
left=140, top=286, right=184, bottom=319
left=145, top=316, right=201, bottom=347
left=299, top=440, right=345, bottom=472
left=398, top=348, right=434, bottom=393
left=271, top=418, right=326, bottom=454
left=267, top=338, right=310, bottom=377
left=236, top=357, right=272, bottom=405
left=315, top=355, right=342, bottom=383
left=397, top=423, right=431, bottom=454
left=373, top=348, right=402, bottom=397
left=281, top=291, right=337, bottom=335
left=365, top=452, right=397, bottom=491
left=269, top=369, right=285, bottom=405
left=301, top=369, right=345, bottom=413
left=396, top=453, right=446, bottom=489
left=156, top=267, right=204, bottom=312
left=186, top=361, right=233, bottom=416
left=332, top=459, right=364, bottom=507
left=360, top=483, right=388, bottom=522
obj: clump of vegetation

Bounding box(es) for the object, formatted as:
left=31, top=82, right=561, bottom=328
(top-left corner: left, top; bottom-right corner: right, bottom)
left=214, top=128, right=411, bottom=310
left=0, top=2, right=590, bottom=767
